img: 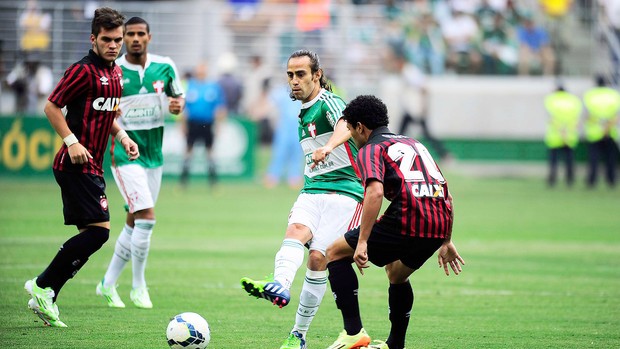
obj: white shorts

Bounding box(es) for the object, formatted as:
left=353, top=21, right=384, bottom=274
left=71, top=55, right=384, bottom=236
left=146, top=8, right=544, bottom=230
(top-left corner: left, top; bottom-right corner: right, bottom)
left=111, top=164, right=163, bottom=213
left=288, top=193, right=362, bottom=255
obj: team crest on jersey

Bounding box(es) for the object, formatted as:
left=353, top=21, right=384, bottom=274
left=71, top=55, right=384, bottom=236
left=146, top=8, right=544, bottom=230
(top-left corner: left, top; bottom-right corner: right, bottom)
left=153, top=80, right=165, bottom=94
left=308, top=122, right=317, bottom=138
left=100, top=76, right=109, bottom=85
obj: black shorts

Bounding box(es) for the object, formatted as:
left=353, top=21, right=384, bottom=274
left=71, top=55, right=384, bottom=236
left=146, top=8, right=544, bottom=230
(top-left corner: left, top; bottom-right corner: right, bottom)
left=344, top=222, right=444, bottom=270
left=187, top=121, right=214, bottom=148
left=53, top=170, right=110, bottom=227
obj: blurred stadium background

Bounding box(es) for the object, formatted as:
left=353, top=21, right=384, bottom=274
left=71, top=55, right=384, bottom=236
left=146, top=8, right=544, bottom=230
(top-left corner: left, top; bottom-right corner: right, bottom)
left=0, top=0, right=618, bottom=180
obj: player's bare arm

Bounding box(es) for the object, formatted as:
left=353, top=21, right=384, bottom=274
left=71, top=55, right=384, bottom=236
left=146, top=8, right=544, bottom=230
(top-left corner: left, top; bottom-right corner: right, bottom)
left=111, top=120, right=139, bottom=160
left=311, top=119, right=351, bottom=168
left=355, top=179, right=384, bottom=275
left=44, top=101, right=92, bottom=164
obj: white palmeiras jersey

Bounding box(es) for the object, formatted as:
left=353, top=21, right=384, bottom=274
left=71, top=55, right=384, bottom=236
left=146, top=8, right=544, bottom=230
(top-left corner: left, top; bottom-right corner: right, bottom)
left=298, top=89, right=363, bottom=202
left=113, top=53, right=184, bottom=168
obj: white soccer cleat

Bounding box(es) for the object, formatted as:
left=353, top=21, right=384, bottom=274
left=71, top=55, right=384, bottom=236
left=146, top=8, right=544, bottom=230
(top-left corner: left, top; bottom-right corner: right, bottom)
left=96, top=280, right=126, bottom=308
left=130, top=286, right=153, bottom=309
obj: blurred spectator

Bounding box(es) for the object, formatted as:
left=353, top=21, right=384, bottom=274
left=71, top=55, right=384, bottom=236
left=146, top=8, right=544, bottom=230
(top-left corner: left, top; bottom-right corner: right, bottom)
left=405, top=11, right=446, bottom=75
left=516, top=13, right=555, bottom=75
left=539, top=0, right=572, bottom=75
left=599, top=0, right=620, bottom=85
left=442, top=8, right=482, bottom=74
left=247, top=78, right=275, bottom=146
left=264, top=81, right=303, bottom=189
left=543, top=84, right=582, bottom=187
left=241, top=54, right=272, bottom=117
left=583, top=75, right=620, bottom=188
left=224, top=0, right=269, bottom=56
left=217, top=52, right=243, bottom=116
left=19, top=0, right=51, bottom=53
left=503, top=0, right=524, bottom=27
left=5, top=53, right=53, bottom=115
left=480, top=13, right=518, bottom=74
left=476, top=0, right=501, bottom=33
left=295, top=0, right=331, bottom=54
left=180, top=62, right=227, bottom=187
left=380, top=44, right=451, bottom=161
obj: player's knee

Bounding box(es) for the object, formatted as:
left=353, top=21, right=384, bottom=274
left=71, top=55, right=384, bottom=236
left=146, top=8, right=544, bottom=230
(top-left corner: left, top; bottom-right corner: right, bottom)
left=307, top=250, right=327, bottom=270
left=85, top=225, right=110, bottom=251
left=385, top=262, right=412, bottom=284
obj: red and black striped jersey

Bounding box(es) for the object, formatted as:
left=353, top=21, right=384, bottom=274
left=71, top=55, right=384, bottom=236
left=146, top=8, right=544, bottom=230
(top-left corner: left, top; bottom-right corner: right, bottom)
left=357, top=127, right=452, bottom=238
left=50, top=49, right=123, bottom=176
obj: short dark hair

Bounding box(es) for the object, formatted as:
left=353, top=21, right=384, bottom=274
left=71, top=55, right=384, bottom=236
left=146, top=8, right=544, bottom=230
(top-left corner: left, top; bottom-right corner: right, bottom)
left=342, top=95, right=389, bottom=129
left=125, top=16, right=150, bottom=33
left=91, top=7, right=125, bottom=36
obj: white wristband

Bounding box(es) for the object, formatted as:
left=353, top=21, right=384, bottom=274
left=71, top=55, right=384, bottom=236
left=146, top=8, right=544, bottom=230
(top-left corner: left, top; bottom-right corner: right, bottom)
left=63, top=133, right=79, bottom=147
left=115, top=129, right=128, bottom=143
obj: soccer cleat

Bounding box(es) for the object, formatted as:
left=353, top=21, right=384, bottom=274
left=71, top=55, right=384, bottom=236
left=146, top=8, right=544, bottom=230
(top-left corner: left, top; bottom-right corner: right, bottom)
left=279, top=331, right=306, bottom=349
left=27, top=299, right=67, bottom=327
left=130, top=286, right=153, bottom=309
left=326, top=328, right=371, bottom=349
left=240, top=276, right=290, bottom=308
left=362, top=340, right=390, bottom=349
left=96, top=280, right=126, bottom=308
left=24, top=278, right=67, bottom=327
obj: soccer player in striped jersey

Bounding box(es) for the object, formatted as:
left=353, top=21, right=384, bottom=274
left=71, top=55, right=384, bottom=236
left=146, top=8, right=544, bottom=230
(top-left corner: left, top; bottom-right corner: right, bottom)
left=241, top=50, right=364, bottom=349
left=24, top=7, right=139, bottom=327
left=325, top=95, right=465, bottom=349
left=96, top=17, right=185, bottom=309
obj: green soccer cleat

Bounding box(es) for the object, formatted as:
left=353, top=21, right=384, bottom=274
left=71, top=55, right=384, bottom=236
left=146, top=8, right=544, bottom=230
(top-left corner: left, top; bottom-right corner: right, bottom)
left=27, top=299, right=67, bottom=327
left=326, top=328, right=371, bottom=349
left=25, top=278, right=67, bottom=327
left=279, top=331, right=306, bottom=349
left=240, top=276, right=290, bottom=308
left=96, top=280, right=126, bottom=308
left=130, top=286, right=153, bottom=309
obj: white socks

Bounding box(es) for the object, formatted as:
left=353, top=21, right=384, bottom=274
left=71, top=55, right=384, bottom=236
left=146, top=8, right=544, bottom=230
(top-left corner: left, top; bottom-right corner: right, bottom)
left=274, top=239, right=305, bottom=289
left=131, top=219, right=155, bottom=289
left=103, top=224, right=133, bottom=288
left=293, top=269, right=328, bottom=337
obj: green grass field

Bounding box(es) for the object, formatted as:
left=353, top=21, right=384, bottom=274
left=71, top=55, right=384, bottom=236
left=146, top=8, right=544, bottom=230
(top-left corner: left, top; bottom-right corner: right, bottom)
left=1, top=167, right=619, bottom=348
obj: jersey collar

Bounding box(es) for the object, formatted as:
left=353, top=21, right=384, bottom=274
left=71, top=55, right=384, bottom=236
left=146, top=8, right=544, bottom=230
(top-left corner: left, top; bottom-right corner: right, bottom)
left=368, top=126, right=393, bottom=142
left=88, top=49, right=117, bottom=69
left=301, top=88, right=325, bottom=109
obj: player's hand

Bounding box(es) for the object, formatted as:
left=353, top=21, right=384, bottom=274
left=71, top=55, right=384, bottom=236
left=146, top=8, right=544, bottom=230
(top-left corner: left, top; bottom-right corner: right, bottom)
left=115, top=107, right=122, bottom=119
left=437, top=241, right=465, bottom=276
left=67, top=143, right=92, bottom=164
left=168, top=97, right=185, bottom=115
left=121, top=137, right=140, bottom=161
left=353, top=240, right=369, bottom=275
left=310, top=146, right=332, bottom=169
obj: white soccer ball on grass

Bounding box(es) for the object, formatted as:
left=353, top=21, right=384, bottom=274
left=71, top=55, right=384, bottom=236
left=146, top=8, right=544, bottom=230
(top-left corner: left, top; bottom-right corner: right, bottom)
left=166, top=312, right=211, bottom=349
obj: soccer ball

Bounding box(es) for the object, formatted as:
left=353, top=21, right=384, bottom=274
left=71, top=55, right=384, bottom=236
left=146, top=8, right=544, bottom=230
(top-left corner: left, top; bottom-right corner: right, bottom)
left=166, top=312, right=211, bottom=349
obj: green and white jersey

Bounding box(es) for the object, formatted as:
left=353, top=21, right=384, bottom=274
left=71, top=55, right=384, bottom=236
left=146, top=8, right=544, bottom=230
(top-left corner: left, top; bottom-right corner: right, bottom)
left=298, top=89, right=364, bottom=202
left=113, top=53, right=184, bottom=168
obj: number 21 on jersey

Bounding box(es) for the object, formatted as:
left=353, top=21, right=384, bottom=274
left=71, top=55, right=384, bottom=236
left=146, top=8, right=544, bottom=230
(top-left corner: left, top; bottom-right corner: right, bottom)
left=387, top=142, right=445, bottom=183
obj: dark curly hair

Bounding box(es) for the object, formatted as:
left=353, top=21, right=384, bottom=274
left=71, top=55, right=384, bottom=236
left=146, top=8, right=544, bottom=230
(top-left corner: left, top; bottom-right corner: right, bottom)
left=91, top=7, right=125, bottom=36
left=342, top=95, right=389, bottom=129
